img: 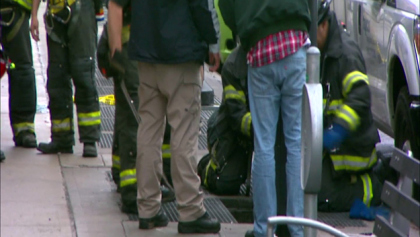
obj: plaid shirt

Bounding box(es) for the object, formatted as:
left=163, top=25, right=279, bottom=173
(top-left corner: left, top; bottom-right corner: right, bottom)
left=247, top=30, right=308, bottom=67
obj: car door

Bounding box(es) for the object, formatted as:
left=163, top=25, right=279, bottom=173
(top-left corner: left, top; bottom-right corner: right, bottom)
left=359, top=0, right=389, bottom=129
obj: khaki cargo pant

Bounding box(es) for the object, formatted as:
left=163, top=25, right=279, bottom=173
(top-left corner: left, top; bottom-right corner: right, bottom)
left=136, top=62, right=206, bottom=221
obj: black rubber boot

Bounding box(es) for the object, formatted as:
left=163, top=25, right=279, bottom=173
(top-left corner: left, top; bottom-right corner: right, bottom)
left=139, top=208, right=169, bottom=230
left=15, top=131, right=37, bottom=148
left=178, top=212, right=221, bottom=234
left=37, top=142, right=73, bottom=154
left=245, top=230, right=254, bottom=237
left=0, top=150, right=5, bottom=162
left=83, top=143, right=97, bottom=158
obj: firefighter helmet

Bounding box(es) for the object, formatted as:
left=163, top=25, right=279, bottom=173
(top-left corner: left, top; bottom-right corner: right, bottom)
left=318, top=0, right=332, bottom=25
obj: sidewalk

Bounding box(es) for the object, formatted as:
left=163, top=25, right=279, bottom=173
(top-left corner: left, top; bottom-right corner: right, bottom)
left=1, top=3, right=419, bottom=237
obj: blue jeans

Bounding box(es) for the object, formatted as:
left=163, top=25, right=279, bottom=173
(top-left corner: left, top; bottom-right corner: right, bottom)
left=248, top=47, right=306, bottom=237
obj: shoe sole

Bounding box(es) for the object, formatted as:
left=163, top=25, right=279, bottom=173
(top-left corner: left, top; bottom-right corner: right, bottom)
left=82, top=153, right=98, bottom=158
left=139, top=219, right=169, bottom=229
left=178, top=224, right=221, bottom=234
left=36, top=147, right=73, bottom=154
left=15, top=141, right=37, bottom=148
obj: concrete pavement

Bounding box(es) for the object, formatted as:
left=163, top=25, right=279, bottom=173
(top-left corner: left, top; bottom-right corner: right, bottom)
left=1, top=2, right=419, bottom=237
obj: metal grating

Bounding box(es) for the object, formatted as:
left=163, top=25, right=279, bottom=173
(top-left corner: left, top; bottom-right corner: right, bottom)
left=100, top=106, right=115, bottom=119
left=100, top=132, right=113, bottom=148
left=128, top=198, right=237, bottom=223
left=98, top=86, right=115, bottom=96
left=318, top=212, right=366, bottom=227
left=101, top=118, right=114, bottom=132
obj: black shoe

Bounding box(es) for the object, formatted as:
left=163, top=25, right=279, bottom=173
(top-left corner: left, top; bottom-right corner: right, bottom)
left=37, top=142, right=73, bottom=154
left=161, top=185, right=175, bottom=203
left=245, top=230, right=254, bottom=237
left=139, top=208, right=169, bottom=230
left=83, top=143, right=97, bottom=157
left=121, top=203, right=138, bottom=214
left=0, top=150, right=5, bottom=162
left=15, top=131, right=37, bottom=148
left=178, top=212, right=221, bottom=234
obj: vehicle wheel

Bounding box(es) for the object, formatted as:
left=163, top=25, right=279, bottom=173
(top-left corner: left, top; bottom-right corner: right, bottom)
left=394, top=87, right=420, bottom=201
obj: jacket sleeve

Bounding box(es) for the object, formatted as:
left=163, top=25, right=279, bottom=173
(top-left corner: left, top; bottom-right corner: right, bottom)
left=221, top=48, right=251, bottom=137
left=189, top=0, right=218, bottom=45
left=218, top=0, right=237, bottom=36
left=333, top=55, right=371, bottom=131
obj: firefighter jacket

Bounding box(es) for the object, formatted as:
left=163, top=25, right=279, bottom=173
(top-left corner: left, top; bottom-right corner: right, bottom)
left=7, top=0, right=32, bottom=10
left=321, top=12, right=380, bottom=176
left=211, top=46, right=252, bottom=143
left=198, top=45, right=252, bottom=195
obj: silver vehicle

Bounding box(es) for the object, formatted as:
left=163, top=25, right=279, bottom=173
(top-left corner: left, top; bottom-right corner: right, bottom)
left=333, top=0, right=420, bottom=158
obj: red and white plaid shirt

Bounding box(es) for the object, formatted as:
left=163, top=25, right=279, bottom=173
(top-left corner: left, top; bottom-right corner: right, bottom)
left=247, top=30, right=309, bottom=68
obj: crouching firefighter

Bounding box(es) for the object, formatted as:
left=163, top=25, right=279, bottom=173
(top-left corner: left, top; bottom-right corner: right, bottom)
left=316, top=0, right=383, bottom=212
left=31, top=0, right=103, bottom=157
left=198, top=45, right=253, bottom=195
left=97, top=0, right=174, bottom=214
left=1, top=0, right=38, bottom=148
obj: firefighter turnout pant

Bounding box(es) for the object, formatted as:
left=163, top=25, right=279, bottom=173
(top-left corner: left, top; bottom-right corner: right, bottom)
left=1, top=6, right=36, bottom=141
left=318, top=156, right=383, bottom=212
left=111, top=44, right=139, bottom=209
left=45, top=0, right=100, bottom=145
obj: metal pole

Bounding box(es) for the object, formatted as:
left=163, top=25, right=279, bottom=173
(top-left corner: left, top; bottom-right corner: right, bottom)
left=303, top=46, right=321, bottom=237
left=309, top=0, right=318, bottom=46
left=306, top=47, right=320, bottom=84
left=304, top=194, right=318, bottom=237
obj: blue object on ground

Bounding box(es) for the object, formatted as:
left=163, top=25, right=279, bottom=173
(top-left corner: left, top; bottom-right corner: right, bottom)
left=349, top=198, right=390, bottom=221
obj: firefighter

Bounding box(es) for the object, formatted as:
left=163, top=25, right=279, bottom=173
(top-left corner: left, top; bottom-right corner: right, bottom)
left=197, top=45, right=252, bottom=195
left=317, top=0, right=383, bottom=212
left=31, top=0, right=103, bottom=157
left=1, top=0, right=38, bottom=148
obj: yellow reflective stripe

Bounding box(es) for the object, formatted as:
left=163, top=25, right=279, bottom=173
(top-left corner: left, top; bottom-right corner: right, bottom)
left=224, top=85, right=246, bottom=104
left=241, top=112, right=252, bottom=136
left=360, top=174, right=373, bottom=207
left=52, top=118, right=72, bottom=132
left=336, top=104, right=360, bottom=130
left=14, top=0, right=32, bottom=10
left=48, top=0, right=76, bottom=14
left=78, top=111, right=101, bottom=126
left=12, top=122, right=35, bottom=135
left=203, top=157, right=217, bottom=187
left=343, top=71, right=369, bottom=96
left=120, top=169, right=137, bottom=187
left=330, top=149, right=377, bottom=171
left=323, top=99, right=343, bottom=115
left=121, top=25, right=131, bottom=45
left=112, top=155, right=120, bottom=169
left=162, top=144, right=171, bottom=159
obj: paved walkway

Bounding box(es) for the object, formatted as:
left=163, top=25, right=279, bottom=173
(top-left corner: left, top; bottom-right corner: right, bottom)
left=1, top=3, right=419, bottom=237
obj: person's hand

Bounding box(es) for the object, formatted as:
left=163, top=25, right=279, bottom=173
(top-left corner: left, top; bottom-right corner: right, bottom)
left=30, top=17, right=39, bottom=41
left=208, top=52, right=220, bottom=72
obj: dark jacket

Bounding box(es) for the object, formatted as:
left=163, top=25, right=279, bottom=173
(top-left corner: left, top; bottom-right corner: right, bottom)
left=321, top=12, right=380, bottom=175
left=218, top=0, right=311, bottom=51
left=128, top=0, right=218, bottom=64
left=210, top=46, right=252, bottom=142
left=198, top=46, right=252, bottom=195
